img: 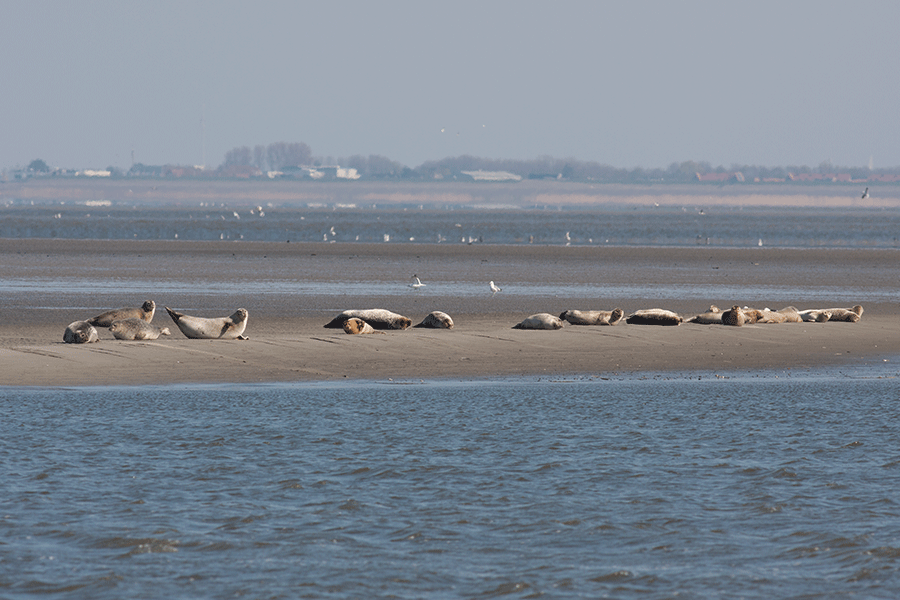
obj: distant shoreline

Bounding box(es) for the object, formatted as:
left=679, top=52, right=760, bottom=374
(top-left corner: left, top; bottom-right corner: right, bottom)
left=3, top=178, right=899, bottom=209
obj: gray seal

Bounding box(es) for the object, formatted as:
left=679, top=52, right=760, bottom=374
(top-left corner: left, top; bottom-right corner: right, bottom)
left=324, top=309, right=412, bottom=330
left=109, top=318, right=171, bottom=340
left=88, top=300, right=155, bottom=327
left=625, top=309, right=683, bottom=326
left=559, top=308, right=624, bottom=326
left=63, top=321, right=99, bottom=344
left=165, top=307, right=249, bottom=339
left=414, top=311, right=454, bottom=329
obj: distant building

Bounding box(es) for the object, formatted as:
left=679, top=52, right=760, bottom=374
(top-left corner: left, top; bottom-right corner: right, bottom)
left=461, top=170, right=522, bottom=182
left=787, top=172, right=852, bottom=182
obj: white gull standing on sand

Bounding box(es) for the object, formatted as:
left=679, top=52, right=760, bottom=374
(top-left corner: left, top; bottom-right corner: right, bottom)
left=490, top=281, right=502, bottom=293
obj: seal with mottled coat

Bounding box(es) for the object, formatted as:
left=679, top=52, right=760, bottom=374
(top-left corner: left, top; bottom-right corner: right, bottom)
left=63, top=321, right=99, bottom=344
left=109, top=318, right=171, bottom=340
left=414, top=311, right=454, bottom=329
left=721, top=306, right=746, bottom=327
left=165, top=307, right=249, bottom=339
left=513, top=313, right=565, bottom=330
left=343, top=317, right=381, bottom=335
left=88, top=300, right=156, bottom=327
left=324, top=309, right=412, bottom=330
left=625, top=309, right=683, bottom=326
left=559, top=308, right=624, bottom=326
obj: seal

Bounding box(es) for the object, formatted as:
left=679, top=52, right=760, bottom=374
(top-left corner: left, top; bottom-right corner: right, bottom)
left=625, top=309, right=683, bottom=326
left=414, top=311, right=454, bottom=329
left=109, top=318, right=171, bottom=340
left=755, top=309, right=788, bottom=324
left=559, top=308, right=624, bottom=326
left=63, top=320, right=99, bottom=344
left=775, top=306, right=803, bottom=323
left=799, top=309, right=833, bottom=323
left=342, top=317, right=383, bottom=334
left=324, top=309, right=412, bottom=330
left=687, top=305, right=722, bottom=325
left=513, top=313, right=565, bottom=330
left=165, top=307, right=249, bottom=339
left=820, top=305, right=864, bottom=322
left=88, top=300, right=155, bottom=327
left=721, top=305, right=745, bottom=327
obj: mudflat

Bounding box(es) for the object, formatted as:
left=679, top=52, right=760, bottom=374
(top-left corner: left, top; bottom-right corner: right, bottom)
left=1, top=238, right=897, bottom=386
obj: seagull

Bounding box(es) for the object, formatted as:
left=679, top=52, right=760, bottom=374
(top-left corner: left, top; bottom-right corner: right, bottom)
left=862, top=187, right=869, bottom=199
left=409, top=275, right=426, bottom=289
left=490, top=281, right=502, bottom=293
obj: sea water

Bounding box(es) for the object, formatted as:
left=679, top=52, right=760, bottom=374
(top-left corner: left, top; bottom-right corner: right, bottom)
left=2, top=368, right=900, bottom=598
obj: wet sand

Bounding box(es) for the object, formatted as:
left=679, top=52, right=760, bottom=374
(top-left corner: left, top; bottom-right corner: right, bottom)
left=1, top=238, right=898, bottom=386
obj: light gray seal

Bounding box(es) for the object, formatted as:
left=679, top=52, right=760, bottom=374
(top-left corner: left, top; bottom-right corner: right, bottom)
left=414, top=311, right=454, bottom=329
left=87, top=300, right=156, bottom=328
left=63, top=321, right=99, bottom=344
left=625, top=309, right=683, bottom=326
left=324, top=309, right=412, bottom=330
left=165, top=307, right=249, bottom=339
left=109, top=318, right=171, bottom=340
left=559, top=308, right=624, bottom=326
left=687, top=305, right=722, bottom=325
left=513, top=313, right=565, bottom=330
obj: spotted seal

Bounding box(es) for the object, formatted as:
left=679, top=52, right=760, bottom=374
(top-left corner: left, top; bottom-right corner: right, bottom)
left=87, top=300, right=155, bottom=327
left=165, top=307, right=249, bottom=339
left=63, top=321, right=99, bottom=344
left=818, top=305, right=864, bottom=322
left=798, top=309, right=833, bottom=323
left=414, top=311, right=454, bottom=329
left=513, top=313, right=565, bottom=330
left=559, top=308, right=624, bottom=326
left=324, top=309, right=412, bottom=330
left=343, top=317, right=381, bottom=334
left=625, top=309, right=683, bottom=326
left=721, top=305, right=746, bottom=327
left=109, top=318, right=171, bottom=340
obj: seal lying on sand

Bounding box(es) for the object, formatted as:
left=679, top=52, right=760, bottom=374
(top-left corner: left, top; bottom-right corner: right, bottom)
left=559, top=308, right=624, bottom=326
left=324, top=309, right=412, bottom=330
left=802, top=305, right=863, bottom=323
left=88, top=300, right=155, bottom=327
left=775, top=306, right=803, bottom=323
left=687, top=305, right=722, bottom=325
left=109, top=318, right=171, bottom=340
left=63, top=321, right=99, bottom=344
left=721, top=305, right=746, bottom=327
left=414, top=311, right=454, bottom=329
left=625, top=309, right=682, bottom=326
left=799, top=309, right=833, bottom=323
left=343, top=317, right=382, bottom=335
left=513, top=313, right=565, bottom=330
left=165, top=307, right=249, bottom=339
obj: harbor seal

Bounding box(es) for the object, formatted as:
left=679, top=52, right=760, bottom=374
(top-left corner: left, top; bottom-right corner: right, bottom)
left=799, top=309, right=833, bottom=323
left=87, top=300, right=155, bottom=327
left=109, top=318, right=171, bottom=340
left=775, top=306, right=803, bottom=323
left=687, top=305, right=722, bottom=325
left=819, top=305, right=864, bottom=322
left=559, top=308, right=624, bottom=326
left=343, top=317, right=381, bottom=334
left=324, top=309, right=412, bottom=330
left=756, top=309, right=788, bottom=324
left=513, top=313, right=565, bottom=330
left=625, top=309, right=683, bottom=326
left=721, top=305, right=746, bottom=327
left=63, top=321, right=99, bottom=344
left=165, top=307, right=249, bottom=339
left=414, top=311, right=454, bottom=329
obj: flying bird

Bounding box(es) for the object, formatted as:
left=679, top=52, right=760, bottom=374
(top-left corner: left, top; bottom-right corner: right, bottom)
left=490, top=281, right=502, bottom=293
left=862, top=187, right=869, bottom=199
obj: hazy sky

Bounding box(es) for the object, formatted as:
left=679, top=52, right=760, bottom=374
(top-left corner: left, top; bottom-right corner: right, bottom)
left=3, top=0, right=899, bottom=171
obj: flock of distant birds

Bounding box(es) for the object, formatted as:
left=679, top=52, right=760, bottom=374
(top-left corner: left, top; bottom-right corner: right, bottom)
left=61, top=273, right=864, bottom=344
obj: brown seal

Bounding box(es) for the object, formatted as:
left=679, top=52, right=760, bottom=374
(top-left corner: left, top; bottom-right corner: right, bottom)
left=625, top=309, right=683, bottom=326
left=721, top=306, right=745, bottom=327
left=343, top=317, right=381, bottom=334
left=414, top=311, right=454, bottom=329
left=513, top=313, right=565, bottom=330
left=324, top=309, right=412, bottom=330
left=88, top=300, right=155, bottom=327
left=109, top=318, right=171, bottom=340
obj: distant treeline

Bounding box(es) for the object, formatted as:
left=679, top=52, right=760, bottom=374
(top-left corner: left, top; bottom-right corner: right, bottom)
left=14, top=144, right=900, bottom=184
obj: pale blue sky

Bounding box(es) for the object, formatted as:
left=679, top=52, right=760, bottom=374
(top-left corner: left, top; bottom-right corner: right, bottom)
left=3, top=0, right=899, bottom=171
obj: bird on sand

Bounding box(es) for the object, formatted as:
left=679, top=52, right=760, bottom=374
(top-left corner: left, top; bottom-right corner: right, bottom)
left=489, top=281, right=502, bottom=293
left=409, top=275, right=426, bottom=289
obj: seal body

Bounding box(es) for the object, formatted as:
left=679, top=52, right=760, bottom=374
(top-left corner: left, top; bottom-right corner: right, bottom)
left=559, top=308, right=624, bottom=326
left=820, top=305, right=864, bottom=322
left=324, top=309, right=412, bottom=330
left=165, top=307, right=249, bottom=339
left=88, top=300, right=155, bottom=327
left=513, top=313, right=565, bottom=330
left=687, top=306, right=722, bottom=324
left=414, top=311, right=454, bottom=329
left=775, top=306, right=803, bottom=323
left=109, top=318, right=171, bottom=340
left=63, top=321, right=99, bottom=344
left=799, top=309, right=833, bottom=323
left=343, top=317, right=379, bottom=334
left=625, top=309, right=682, bottom=326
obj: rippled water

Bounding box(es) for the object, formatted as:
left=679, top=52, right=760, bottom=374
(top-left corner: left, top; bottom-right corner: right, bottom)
left=3, top=203, right=900, bottom=248
left=3, top=369, right=900, bottom=598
